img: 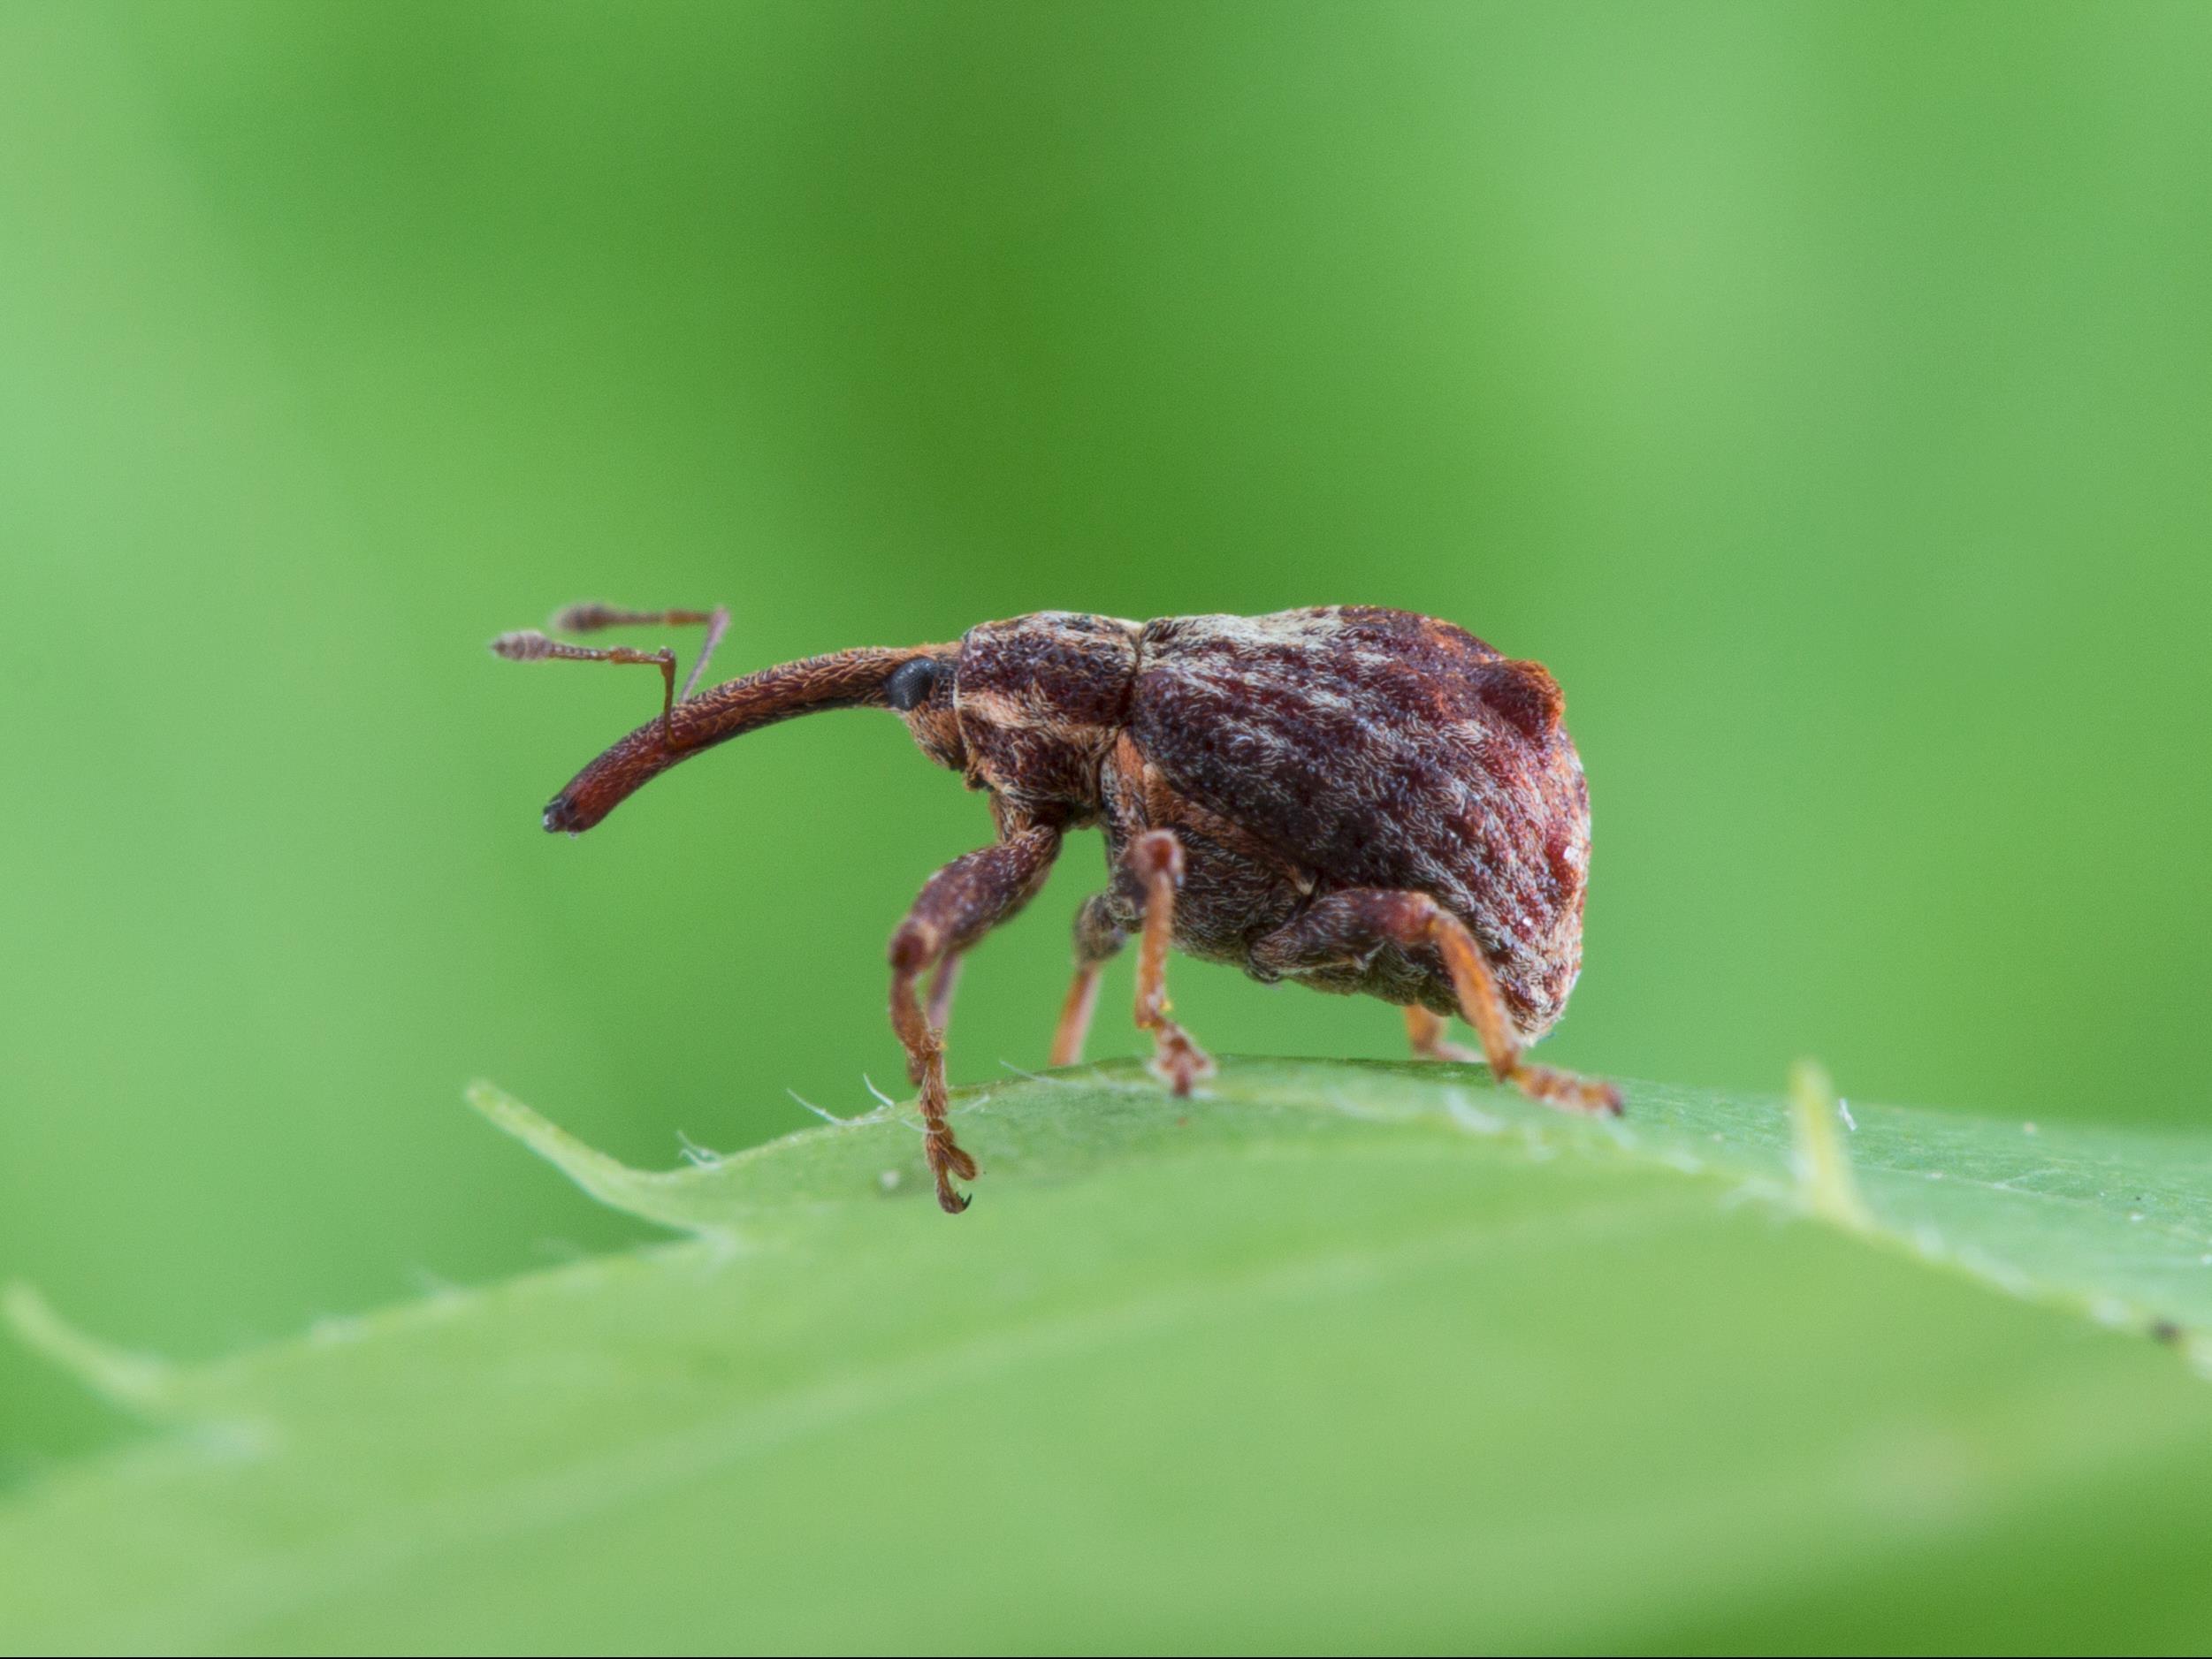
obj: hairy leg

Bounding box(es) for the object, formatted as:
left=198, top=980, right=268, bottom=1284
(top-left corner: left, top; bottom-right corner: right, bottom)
left=1253, top=888, right=1620, bottom=1115
left=925, top=952, right=964, bottom=1038
left=1049, top=893, right=1130, bottom=1067
left=1126, top=830, right=1216, bottom=1094
left=1405, top=1004, right=1482, bottom=1064
left=889, top=826, right=1064, bottom=1212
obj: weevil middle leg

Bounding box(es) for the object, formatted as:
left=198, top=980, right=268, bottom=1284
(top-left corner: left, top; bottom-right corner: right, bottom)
left=923, top=951, right=964, bottom=1038
left=1125, top=829, right=1216, bottom=1095
left=1049, top=892, right=1130, bottom=1068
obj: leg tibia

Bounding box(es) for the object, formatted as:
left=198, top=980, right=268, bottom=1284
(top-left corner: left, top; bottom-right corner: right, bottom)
left=1050, top=892, right=1130, bottom=1068
left=1127, top=831, right=1215, bottom=1095
left=1253, top=888, right=1620, bottom=1115
left=1405, top=1004, right=1482, bottom=1064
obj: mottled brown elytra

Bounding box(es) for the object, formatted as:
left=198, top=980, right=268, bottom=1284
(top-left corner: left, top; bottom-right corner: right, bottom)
left=493, top=605, right=1619, bottom=1214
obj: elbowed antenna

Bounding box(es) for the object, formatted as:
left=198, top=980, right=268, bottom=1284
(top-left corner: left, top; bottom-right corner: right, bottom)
left=541, top=645, right=946, bottom=833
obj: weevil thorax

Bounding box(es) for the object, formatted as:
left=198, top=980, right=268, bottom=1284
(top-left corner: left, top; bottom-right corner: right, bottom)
left=943, top=612, right=1142, bottom=812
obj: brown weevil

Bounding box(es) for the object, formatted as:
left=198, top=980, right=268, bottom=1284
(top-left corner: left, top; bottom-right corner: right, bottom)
left=492, top=604, right=1620, bottom=1213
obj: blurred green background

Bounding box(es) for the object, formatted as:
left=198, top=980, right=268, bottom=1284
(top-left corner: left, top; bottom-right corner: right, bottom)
left=1, top=0, right=2208, bottom=1495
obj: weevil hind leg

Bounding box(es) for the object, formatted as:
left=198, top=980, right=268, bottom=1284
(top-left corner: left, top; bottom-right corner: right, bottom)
left=1405, top=1004, right=1484, bottom=1065
left=1049, top=892, right=1130, bottom=1068
left=888, top=826, right=1064, bottom=1213
left=1125, top=830, right=1216, bottom=1095
left=1253, top=889, right=1621, bottom=1115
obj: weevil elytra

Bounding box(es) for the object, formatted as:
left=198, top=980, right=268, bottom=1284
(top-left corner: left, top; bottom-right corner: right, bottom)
left=492, top=605, right=1620, bottom=1213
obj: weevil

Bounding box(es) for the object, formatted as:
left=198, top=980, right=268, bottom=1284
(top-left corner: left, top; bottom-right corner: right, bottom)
left=492, top=604, right=1620, bottom=1213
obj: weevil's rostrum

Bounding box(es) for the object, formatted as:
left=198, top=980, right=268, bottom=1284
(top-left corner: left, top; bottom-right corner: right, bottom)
left=493, top=605, right=1619, bottom=1214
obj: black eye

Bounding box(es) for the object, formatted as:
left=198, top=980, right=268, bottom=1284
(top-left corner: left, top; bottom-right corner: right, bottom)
left=884, top=658, right=944, bottom=712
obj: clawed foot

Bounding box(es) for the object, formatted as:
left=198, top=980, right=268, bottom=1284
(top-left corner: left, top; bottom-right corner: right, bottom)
left=915, top=1062, right=977, bottom=1213
left=1508, top=1062, right=1624, bottom=1116
left=924, top=1124, right=978, bottom=1214
left=1148, top=1021, right=1217, bottom=1096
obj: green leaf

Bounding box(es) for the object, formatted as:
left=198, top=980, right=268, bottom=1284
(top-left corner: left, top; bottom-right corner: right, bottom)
left=6, top=1057, right=2212, bottom=1653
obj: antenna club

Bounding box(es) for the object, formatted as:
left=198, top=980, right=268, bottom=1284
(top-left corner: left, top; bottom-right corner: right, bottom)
left=491, top=630, right=557, bottom=662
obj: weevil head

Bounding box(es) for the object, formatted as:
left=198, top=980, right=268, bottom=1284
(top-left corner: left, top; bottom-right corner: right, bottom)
left=943, top=613, right=1141, bottom=810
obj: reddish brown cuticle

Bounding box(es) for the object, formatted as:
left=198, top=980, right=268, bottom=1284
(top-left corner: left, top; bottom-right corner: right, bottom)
left=498, top=605, right=1618, bottom=1214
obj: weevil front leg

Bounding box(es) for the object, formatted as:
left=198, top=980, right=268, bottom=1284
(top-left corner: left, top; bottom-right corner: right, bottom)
left=1253, top=888, right=1621, bottom=1115
left=1126, top=829, right=1216, bottom=1095
left=889, top=825, right=1063, bottom=1213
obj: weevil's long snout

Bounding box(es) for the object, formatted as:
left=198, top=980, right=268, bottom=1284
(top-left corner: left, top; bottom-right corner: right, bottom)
left=543, top=645, right=949, bottom=833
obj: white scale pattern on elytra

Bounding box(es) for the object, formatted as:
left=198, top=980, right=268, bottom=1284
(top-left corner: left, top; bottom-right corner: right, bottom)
left=939, top=607, right=1589, bottom=1038
left=1142, top=615, right=1587, bottom=1012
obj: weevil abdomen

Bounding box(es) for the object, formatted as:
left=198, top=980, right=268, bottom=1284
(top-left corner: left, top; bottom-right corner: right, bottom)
left=1127, top=606, right=1590, bottom=1037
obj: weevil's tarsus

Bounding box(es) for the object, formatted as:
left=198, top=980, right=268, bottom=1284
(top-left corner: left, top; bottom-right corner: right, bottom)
left=1128, top=830, right=1216, bottom=1095
left=1050, top=891, right=1129, bottom=1068
left=889, top=826, right=1064, bottom=1212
